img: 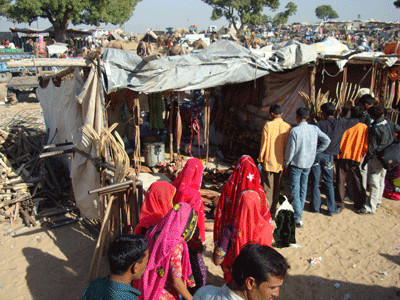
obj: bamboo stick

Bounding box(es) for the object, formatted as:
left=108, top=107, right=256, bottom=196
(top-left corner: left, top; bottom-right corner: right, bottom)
left=87, top=195, right=115, bottom=283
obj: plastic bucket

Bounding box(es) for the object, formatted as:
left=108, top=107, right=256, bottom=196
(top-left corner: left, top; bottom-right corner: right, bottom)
left=143, top=142, right=165, bottom=167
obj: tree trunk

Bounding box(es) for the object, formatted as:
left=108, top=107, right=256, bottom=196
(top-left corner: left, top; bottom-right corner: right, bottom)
left=53, top=18, right=70, bottom=43
left=54, top=26, right=68, bottom=43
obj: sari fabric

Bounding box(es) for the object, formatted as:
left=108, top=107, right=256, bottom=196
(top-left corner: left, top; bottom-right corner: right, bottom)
left=134, top=181, right=176, bottom=235
left=214, top=155, right=271, bottom=244
left=222, top=190, right=274, bottom=283
left=135, top=203, right=197, bottom=300
left=172, top=158, right=206, bottom=243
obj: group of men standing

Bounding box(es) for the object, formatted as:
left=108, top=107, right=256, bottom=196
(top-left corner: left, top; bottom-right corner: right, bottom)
left=258, top=93, right=400, bottom=228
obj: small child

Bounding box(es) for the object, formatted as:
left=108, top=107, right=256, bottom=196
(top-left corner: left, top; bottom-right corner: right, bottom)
left=83, top=235, right=148, bottom=300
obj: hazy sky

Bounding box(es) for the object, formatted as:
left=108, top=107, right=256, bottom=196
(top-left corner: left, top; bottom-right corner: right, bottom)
left=0, top=0, right=399, bottom=34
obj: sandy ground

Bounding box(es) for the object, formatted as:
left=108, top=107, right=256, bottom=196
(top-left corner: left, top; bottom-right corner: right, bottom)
left=1, top=101, right=400, bottom=300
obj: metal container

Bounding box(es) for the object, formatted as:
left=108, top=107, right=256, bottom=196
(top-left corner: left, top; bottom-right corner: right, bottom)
left=143, top=142, right=165, bottom=167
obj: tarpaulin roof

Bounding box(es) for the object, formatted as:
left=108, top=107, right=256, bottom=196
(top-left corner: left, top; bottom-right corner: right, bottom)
left=101, top=38, right=398, bottom=95
left=101, top=39, right=283, bottom=94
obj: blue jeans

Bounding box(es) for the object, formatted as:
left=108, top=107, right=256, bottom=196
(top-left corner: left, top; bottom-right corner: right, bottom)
left=310, top=153, right=337, bottom=214
left=290, top=165, right=311, bottom=221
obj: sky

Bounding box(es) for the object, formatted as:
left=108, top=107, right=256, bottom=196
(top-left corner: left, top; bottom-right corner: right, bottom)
left=0, top=0, right=399, bottom=34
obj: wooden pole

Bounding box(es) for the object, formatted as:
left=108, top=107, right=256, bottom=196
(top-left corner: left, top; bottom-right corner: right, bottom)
left=340, top=65, right=348, bottom=108
left=370, top=62, right=377, bottom=97
left=87, top=195, right=115, bottom=283
left=7, top=58, right=93, bottom=68
left=310, top=65, right=317, bottom=115
left=204, top=91, right=210, bottom=163
left=396, top=80, right=400, bottom=106
left=169, top=93, right=174, bottom=163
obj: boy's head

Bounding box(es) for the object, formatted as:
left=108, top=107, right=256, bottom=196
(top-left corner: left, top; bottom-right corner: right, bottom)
left=232, top=243, right=290, bottom=299
left=296, top=107, right=309, bottom=123
left=368, top=106, right=384, bottom=120
left=350, top=105, right=364, bottom=119
left=320, top=102, right=336, bottom=118
left=108, top=234, right=149, bottom=280
left=269, top=104, right=282, bottom=118
left=359, top=94, right=375, bottom=110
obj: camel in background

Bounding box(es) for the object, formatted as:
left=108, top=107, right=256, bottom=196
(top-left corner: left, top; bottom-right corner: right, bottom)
left=184, top=38, right=207, bottom=50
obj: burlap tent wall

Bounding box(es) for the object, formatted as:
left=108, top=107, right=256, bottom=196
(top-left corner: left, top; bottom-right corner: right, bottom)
left=37, top=66, right=105, bottom=219
left=212, top=65, right=309, bottom=156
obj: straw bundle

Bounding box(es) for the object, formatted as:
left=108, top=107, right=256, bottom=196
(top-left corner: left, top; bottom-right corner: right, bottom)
left=82, top=123, right=129, bottom=183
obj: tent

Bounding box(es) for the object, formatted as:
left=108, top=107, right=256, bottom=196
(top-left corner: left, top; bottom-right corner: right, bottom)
left=33, top=38, right=400, bottom=219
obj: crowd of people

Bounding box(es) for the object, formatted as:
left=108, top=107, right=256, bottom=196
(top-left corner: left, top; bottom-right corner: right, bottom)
left=258, top=92, right=400, bottom=228
left=82, top=90, right=399, bottom=299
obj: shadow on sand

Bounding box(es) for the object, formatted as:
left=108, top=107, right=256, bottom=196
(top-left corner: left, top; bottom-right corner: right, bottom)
left=16, top=222, right=98, bottom=300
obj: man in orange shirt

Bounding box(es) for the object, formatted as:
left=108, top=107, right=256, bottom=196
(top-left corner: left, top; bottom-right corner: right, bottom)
left=257, top=104, right=291, bottom=217
left=336, top=105, right=368, bottom=211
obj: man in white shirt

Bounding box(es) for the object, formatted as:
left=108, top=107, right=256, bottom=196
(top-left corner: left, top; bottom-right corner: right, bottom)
left=193, top=244, right=290, bottom=300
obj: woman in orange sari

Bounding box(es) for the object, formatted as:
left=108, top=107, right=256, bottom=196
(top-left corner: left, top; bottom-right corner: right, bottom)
left=213, top=189, right=274, bottom=283
left=134, top=181, right=176, bottom=236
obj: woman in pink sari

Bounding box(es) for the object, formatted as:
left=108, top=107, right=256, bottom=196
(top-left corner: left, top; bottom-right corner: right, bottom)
left=172, top=158, right=206, bottom=293
left=135, top=203, right=197, bottom=300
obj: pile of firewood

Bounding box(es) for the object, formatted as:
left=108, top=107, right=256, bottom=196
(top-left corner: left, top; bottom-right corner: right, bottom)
left=203, top=167, right=233, bottom=192
left=0, top=126, right=74, bottom=227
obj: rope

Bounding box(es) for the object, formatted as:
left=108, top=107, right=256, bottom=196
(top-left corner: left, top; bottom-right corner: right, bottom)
left=321, top=59, right=342, bottom=83
left=357, top=66, right=373, bottom=87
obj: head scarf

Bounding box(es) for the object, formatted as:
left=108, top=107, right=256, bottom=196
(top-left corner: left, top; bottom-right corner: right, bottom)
left=222, top=189, right=274, bottom=283
left=135, top=203, right=197, bottom=300
left=172, top=158, right=206, bottom=243
left=214, top=155, right=271, bottom=244
left=134, top=181, right=176, bottom=235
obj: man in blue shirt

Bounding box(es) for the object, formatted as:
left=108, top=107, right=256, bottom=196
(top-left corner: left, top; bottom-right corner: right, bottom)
left=83, top=235, right=149, bottom=300
left=284, top=107, right=330, bottom=228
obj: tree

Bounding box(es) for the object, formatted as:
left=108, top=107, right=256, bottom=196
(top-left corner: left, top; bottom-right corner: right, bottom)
left=272, top=2, right=297, bottom=26
left=395, top=0, right=400, bottom=8
left=315, top=5, right=339, bottom=21
left=202, top=0, right=280, bottom=35
left=0, top=0, right=141, bottom=42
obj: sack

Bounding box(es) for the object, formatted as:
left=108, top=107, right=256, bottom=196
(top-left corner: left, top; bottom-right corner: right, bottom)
left=379, top=141, right=400, bottom=170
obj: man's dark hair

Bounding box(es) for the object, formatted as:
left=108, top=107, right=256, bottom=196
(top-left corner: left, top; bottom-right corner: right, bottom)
left=108, top=234, right=148, bottom=275
left=351, top=105, right=364, bottom=119
left=320, top=102, right=336, bottom=117
left=296, top=107, right=309, bottom=120
left=232, top=244, right=290, bottom=286
left=269, top=104, right=282, bottom=115
left=359, top=94, right=375, bottom=106
left=368, top=106, right=384, bottom=119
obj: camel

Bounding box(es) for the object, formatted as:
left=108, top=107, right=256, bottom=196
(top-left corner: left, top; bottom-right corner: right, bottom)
left=137, top=41, right=153, bottom=57
left=168, top=44, right=190, bottom=56
left=106, top=39, right=128, bottom=50
left=184, top=38, right=207, bottom=50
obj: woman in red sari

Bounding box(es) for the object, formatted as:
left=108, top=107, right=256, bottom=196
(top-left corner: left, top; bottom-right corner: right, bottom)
left=172, top=158, right=206, bottom=293
left=134, top=181, right=176, bottom=236
left=214, top=155, right=272, bottom=245
left=213, top=189, right=274, bottom=283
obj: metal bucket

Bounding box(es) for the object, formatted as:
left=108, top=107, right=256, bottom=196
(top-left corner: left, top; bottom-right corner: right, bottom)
left=143, top=142, right=165, bottom=167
